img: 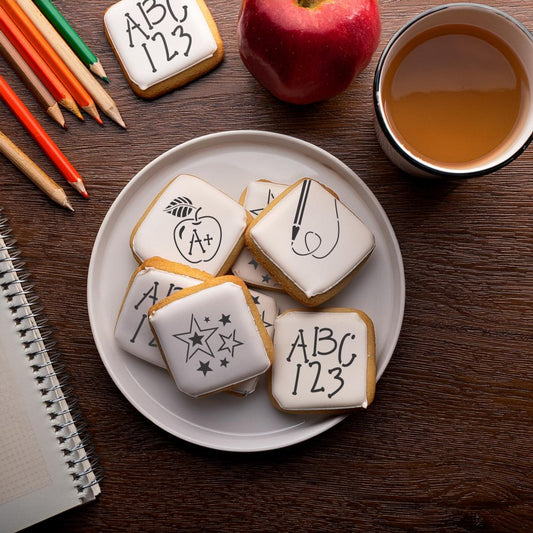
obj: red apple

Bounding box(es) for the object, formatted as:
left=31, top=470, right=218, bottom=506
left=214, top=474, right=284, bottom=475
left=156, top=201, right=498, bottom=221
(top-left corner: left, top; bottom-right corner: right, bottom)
left=237, top=0, right=381, bottom=105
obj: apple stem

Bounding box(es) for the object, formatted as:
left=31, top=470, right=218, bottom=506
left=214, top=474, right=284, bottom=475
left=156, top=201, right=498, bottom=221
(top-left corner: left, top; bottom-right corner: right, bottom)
left=297, top=0, right=321, bottom=7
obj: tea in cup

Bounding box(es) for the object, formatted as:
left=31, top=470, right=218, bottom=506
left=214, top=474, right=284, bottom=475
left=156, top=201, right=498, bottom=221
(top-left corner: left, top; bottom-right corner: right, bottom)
left=373, top=3, right=533, bottom=177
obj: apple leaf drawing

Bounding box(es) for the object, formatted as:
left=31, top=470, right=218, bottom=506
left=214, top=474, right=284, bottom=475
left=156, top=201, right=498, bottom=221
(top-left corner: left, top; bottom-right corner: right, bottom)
left=164, top=196, right=194, bottom=218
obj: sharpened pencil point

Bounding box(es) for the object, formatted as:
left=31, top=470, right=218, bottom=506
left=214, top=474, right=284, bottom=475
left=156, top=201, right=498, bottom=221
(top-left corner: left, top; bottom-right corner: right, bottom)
left=64, top=199, right=74, bottom=212
left=71, top=179, right=88, bottom=198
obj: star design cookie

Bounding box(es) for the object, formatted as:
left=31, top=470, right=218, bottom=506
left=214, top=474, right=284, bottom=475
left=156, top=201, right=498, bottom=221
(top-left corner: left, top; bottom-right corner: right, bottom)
left=232, top=179, right=287, bottom=290
left=148, top=276, right=273, bottom=398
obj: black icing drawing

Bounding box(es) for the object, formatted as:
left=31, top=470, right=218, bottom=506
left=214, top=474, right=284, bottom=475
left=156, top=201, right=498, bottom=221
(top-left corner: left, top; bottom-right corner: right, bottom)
left=164, top=197, right=222, bottom=264
left=173, top=312, right=244, bottom=376
left=249, top=187, right=277, bottom=217
left=173, top=315, right=218, bottom=362
left=124, top=1, right=192, bottom=73
left=290, top=180, right=341, bottom=259
left=286, top=326, right=358, bottom=398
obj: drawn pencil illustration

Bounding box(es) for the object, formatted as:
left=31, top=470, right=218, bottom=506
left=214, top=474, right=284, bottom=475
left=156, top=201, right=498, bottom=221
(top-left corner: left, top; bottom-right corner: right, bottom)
left=290, top=180, right=341, bottom=259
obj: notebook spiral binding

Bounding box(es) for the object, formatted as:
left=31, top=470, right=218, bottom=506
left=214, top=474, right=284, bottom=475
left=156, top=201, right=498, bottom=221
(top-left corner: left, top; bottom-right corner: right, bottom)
left=0, top=208, right=102, bottom=499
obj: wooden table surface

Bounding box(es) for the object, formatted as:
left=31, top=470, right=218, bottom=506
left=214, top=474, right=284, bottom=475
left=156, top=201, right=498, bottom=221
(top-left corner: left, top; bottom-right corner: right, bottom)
left=1, top=0, right=531, bottom=531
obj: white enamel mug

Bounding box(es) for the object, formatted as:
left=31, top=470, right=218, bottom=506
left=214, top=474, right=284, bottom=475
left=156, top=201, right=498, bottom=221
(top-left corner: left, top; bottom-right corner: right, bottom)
left=373, top=3, right=533, bottom=178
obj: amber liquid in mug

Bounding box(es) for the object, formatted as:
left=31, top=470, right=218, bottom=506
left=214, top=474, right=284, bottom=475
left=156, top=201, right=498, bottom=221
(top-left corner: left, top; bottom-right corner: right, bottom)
left=381, top=24, right=529, bottom=168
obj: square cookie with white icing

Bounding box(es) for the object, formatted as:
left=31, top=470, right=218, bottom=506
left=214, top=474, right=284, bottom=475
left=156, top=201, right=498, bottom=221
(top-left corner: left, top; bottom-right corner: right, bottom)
left=270, top=309, right=376, bottom=414
left=245, top=178, right=375, bottom=306
left=231, top=179, right=287, bottom=291
left=229, top=288, right=278, bottom=396
left=131, top=174, right=250, bottom=275
left=115, top=257, right=212, bottom=366
left=104, top=0, right=224, bottom=99
left=148, top=276, right=273, bottom=398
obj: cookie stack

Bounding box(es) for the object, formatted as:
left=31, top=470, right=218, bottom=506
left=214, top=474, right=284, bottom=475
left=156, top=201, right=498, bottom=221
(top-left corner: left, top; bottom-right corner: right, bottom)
left=115, top=174, right=377, bottom=414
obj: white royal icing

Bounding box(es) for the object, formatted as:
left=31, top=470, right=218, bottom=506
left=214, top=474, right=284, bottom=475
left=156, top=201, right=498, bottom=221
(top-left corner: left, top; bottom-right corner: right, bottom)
left=271, top=310, right=370, bottom=411
left=115, top=265, right=207, bottom=367
left=229, top=288, right=278, bottom=396
left=104, top=0, right=218, bottom=91
left=149, top=281, right=271, bottom=398
left=249, top=179, right=375, bottom=298
left=132, top=175, right=248, bottom=275
left=232, top=180, right=287, bottom=289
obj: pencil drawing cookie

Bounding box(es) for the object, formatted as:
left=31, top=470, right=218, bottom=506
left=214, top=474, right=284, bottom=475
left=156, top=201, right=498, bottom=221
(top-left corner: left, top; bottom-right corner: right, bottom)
left=148, top=276, right=273, bottom=398
left=114, top=257, right=212, bottom=366
left=131, top=174, right=250, bottom=275
left=232, top=179, right=287, bottom=290
left=245, top=178, right=375, bottom=306
left=229, top=288, right=278, bottom=396
left=104, top=0, right=224, bottom=99
left=270, top=309, right=376, bottom=413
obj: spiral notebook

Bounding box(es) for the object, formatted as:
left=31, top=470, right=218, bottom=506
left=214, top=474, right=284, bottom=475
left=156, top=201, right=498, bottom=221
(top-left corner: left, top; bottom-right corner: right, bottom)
left=0, top=208, right=101, bottom=532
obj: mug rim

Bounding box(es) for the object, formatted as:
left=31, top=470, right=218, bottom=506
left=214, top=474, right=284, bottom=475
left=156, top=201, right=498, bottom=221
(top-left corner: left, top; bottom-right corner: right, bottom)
left=373, top=2, right=533, bottom=178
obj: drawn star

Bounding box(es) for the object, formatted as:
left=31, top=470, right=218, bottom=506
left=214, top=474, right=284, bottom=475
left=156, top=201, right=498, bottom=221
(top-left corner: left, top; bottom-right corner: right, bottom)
left=218, top=330, right=244, bottom=358
left=204, top=316, right=210, bottom=323
left=219, top=313, right=231, bottom=326
left=248, top=258, right=259, bottom=269
left=220, top=358, right=229, bottom=368
left=197, top=361, right=213, bottom=376
left=173, top=315, right=218, bottom=362
left=260, top=310, right=273, bottom=330
left=262, top=274, right=271, bottom=283
left=252, top=295, right=260, bottom=305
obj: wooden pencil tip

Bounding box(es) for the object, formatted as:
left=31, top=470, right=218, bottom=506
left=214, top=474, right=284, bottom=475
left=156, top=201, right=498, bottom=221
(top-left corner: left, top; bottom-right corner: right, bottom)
left=60, top=98, right=84, bottom=120
left=103, top=77, right=110, bottom=84
left=64, top=199, right=75, bottom=212
left=71, top=180, right=89, bottom=198
left=48, top=103, right=67, bottom=129
left=84, top=105, right=104, bottom=125
left=90, top=61, right=109, bottom=82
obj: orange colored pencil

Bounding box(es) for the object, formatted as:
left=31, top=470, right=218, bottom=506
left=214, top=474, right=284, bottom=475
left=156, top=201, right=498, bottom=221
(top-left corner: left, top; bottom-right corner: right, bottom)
left=0, top=5, right=82, bottom=119
left=2, top=0, right=101, bottom=124
left=0, top=71, right=88, bottom=198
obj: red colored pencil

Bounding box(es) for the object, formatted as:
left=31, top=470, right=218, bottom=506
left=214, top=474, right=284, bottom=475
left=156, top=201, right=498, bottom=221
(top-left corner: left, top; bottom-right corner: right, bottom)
left=0, top=71, right=88, bottom=198
left=2, top=0, right=102, bottom=124
left=0, top=5, right=82, bottom=119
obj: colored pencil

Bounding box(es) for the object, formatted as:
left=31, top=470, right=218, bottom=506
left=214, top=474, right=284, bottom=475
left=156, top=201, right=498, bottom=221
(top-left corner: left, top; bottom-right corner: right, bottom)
left=2, top=0, right=102, bottom=124
left=33, top=0, right=108, bottom=82
left=0, top=5, right=82, bottom=120
left=0, top=129, right=73, bottom=210
left=0, top=71, right=88, bottom=198
left=0, top=30, right=65, bottom=128
left=17, top=0, right=125, bottom=128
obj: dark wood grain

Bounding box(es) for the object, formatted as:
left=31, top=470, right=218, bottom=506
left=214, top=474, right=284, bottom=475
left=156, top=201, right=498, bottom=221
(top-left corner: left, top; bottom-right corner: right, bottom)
left=1, top=1, right=531, bottom=531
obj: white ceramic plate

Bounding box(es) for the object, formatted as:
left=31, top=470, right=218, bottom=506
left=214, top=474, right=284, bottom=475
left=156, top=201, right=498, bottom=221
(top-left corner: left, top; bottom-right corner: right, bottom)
left=88, top=130, right=405, bottom=452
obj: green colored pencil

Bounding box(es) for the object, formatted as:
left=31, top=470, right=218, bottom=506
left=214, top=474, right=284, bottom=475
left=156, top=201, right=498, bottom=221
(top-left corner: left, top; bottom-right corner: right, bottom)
left=33, top=0, right=109, bottom=82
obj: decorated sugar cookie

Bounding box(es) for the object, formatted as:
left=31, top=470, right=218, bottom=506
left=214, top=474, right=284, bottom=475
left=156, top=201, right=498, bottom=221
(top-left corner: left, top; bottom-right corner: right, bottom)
left=148, top=276, right=273, bottom=398
left=104, top=0, right=224, bottom=99
left=245, top=178, right=375, bottom=306
left=131, top=174, right=250, bottom=275
left=270, top=309, right=376, bottom=413
left=232, top=179, right=287, bottom=290
left=115, top=257, right=212, bottom=366
left=229, top=288, right=279, bottom=396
